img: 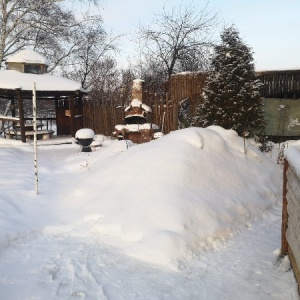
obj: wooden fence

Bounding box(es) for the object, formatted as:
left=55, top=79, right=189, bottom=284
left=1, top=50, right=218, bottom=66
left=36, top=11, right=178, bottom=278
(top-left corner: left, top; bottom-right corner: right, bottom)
left=256, top=70, right=300, bottom=99
left=82, top=96, right=179, bottom=137
left=170, top=72, right=207, bottom=102
left=282, top=157, right=300, bottom=290
left=82, top=73, right=209, bottom=137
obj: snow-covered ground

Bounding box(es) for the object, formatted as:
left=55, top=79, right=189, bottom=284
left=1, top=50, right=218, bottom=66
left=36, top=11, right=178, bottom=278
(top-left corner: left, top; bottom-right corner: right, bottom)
left=0, top=126, right=299, bottom=300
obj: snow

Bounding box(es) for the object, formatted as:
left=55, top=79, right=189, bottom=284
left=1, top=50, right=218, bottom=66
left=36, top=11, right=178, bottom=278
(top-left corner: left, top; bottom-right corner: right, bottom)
left=132, top=79, right=144, bottom=90
left=285, top=144, right=300, bottom=177
left=6, top=49, right=49, bottom=66
left=75, top=128, right=95, bottom=139
left=115, top=123, right=159, bottom=131
left=0, top=70, right=85, bottom=92
left=124, top=99, right=152, bottom=113
left=0, top=126, right=298, bottom=299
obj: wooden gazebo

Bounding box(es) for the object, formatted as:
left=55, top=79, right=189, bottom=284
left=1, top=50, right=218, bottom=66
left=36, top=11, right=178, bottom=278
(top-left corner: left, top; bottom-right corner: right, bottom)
left=0, top=49, right=87, bottom=142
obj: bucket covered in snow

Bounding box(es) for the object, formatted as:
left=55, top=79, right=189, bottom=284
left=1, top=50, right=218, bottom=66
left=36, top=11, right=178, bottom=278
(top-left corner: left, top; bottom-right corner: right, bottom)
left=75, top=128, right=95, bottom=152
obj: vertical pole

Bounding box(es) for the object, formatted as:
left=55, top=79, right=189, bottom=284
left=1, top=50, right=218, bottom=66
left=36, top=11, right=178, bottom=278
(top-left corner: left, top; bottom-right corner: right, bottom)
left=33, top=83, right=39, bottom=194
left=69, top=94, right=75, bottom=137
left=173, top=101, right=178, bottom=131
left=11, top=96, right=15, bottom=117
left=55, top=96, right=59, bottom=135
left=16, top=89, right=26, bottom=143
left=161, top=111, right=166, bottom=133
left=281, top=158, right=289, bottom=254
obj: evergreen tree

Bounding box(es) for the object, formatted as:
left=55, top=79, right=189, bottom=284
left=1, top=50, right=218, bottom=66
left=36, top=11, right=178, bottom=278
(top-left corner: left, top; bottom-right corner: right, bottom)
left=192, top=26, right=266, bottom=137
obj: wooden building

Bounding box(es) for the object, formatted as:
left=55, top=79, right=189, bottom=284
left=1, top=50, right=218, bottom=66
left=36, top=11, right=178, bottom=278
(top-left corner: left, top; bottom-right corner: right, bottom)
left=256, top=70, right=300, bottom=140
left=0, top=49, right=86, bottom=142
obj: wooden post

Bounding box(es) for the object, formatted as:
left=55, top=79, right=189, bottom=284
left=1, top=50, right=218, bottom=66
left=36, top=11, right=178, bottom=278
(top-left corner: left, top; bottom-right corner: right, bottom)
left=173, top=101, right=178, bottom=131
left=11, top=96, right=16, bottom=117
left=281, top=158, right=289, bottom=254
left=69, top=93, right=75, bottom=137
left=55, top=95, right=59, bottom=135
left=16, top=89, right=26, bottom=143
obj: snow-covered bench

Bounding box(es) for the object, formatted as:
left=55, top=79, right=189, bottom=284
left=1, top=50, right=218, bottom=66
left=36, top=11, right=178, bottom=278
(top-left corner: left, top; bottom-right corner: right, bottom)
left=5, top=129, right=55, bottom=140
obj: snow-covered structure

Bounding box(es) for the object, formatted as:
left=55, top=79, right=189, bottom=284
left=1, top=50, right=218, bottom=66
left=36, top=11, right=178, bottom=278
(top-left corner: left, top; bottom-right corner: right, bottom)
left=256, top=69, right=300, bottom=141
left=114, top=79, right=160, bottom=143
left=0, top=49, right=86, bottom=142
left=5, top=49, right=49, bottom=74
left=282, top=149, right=300, bottom=289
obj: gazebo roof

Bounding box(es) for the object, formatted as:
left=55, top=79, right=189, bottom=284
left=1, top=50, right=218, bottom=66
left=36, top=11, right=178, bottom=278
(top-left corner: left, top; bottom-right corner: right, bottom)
left=6, top=49, right=49, bottom=66
left=0, top=70, right=86, bottom=98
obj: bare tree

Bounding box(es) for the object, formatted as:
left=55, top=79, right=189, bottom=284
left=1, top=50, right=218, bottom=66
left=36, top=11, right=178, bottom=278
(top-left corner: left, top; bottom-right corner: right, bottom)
left=137, top=2, right=218, bottom=79
left=86, top=57, right=121, bottom=103
left=61, top=22, right=121, bottom=90
left=0, top=0, right=103, bottom=71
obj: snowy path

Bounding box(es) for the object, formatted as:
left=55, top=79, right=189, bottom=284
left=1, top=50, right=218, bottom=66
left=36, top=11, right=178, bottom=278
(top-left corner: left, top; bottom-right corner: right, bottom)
left=0, top=132, right=299, bottom=299
left=0, top=205, right=297, bottom=300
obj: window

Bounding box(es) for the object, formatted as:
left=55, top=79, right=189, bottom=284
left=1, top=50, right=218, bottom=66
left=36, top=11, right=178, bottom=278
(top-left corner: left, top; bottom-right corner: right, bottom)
left=24, top=64, right=41, bottom=74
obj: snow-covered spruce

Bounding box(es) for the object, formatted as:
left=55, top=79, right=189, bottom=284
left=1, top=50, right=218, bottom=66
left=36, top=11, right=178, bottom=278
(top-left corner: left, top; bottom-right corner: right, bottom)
left=192, top=26, right=266, bottom=138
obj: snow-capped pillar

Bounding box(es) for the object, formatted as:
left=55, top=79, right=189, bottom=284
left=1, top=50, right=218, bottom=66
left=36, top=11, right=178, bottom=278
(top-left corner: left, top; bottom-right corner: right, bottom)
left=16, top=88, right=26, bottom=143
left=131, top=79, right=145, bottom=102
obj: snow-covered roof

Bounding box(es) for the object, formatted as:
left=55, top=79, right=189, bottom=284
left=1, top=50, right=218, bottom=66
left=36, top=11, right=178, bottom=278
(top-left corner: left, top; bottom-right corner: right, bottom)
left=125, top=99, right=152, bottom=113
left=6, top=49, right=49, bottom=66
left=0, top=70, right=85, bottom=92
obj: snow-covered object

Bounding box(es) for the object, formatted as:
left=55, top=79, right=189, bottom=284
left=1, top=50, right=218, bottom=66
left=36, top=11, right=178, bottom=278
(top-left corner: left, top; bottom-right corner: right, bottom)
left=124, top=99, right=152, bottom=113
left=62, top=126, right=280, bottom=268
left=131, top=79, right=145, bottom=102
left=6, top=49, right=49, bottom=66
left=0, top=70, right=85, bottom=92
left=115, top=123, right=159, bottom=132
left=132, top=79, right=144, bottom=90
left=75, top=128, right=95, bottom=139
left=153, top=132, right=164, bottom=139
left=285, top=145, right=300, bottom=177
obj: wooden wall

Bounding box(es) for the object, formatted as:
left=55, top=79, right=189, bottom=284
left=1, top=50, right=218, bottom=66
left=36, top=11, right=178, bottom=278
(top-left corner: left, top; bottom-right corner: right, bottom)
left=56, top=97, right=83, bottom=135
left=170, top=72, right=207, bottom=114
left=170, top=72, right=207, bottom=102
left=82, top=96, right=178, bottom=136
left=256, top=70, right=300, bottom=99
left=83, top=100, right=124, bottom=136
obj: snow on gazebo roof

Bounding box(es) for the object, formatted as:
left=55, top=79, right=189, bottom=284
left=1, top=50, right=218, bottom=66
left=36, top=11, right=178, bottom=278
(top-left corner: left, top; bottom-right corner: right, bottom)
left=6, top=49, right=49, bottom=66
left=0, top=70, right=85, bottom=93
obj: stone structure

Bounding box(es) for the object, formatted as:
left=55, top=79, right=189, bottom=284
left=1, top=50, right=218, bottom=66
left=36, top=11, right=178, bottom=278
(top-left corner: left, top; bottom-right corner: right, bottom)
left=114, top=79, right=160, bottom=143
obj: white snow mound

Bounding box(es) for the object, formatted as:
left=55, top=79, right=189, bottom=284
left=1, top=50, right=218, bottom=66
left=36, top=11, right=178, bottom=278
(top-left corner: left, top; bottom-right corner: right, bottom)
left=60, top=126, right=281, bottom=269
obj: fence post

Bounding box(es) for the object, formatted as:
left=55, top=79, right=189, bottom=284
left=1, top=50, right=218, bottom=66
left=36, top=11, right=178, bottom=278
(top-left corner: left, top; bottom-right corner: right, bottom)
left=281, top=158, right=289, bottom=254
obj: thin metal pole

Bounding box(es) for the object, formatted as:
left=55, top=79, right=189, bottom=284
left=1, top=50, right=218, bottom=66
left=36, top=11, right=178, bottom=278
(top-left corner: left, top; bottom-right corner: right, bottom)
left=161, top=111, right=166, bottom=133
left=33, top=82, right=39, bottom=194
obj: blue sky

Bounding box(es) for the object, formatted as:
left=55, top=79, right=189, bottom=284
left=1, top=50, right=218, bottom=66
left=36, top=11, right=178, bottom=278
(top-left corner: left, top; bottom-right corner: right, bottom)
left=100, top=0, right=299, bottom=71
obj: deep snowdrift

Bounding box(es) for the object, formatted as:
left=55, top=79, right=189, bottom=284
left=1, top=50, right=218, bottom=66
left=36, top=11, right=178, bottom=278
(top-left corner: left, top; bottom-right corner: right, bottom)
left=1, top=126, right=297, bottom=299
left=23, top=126, right=280, bottom=269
